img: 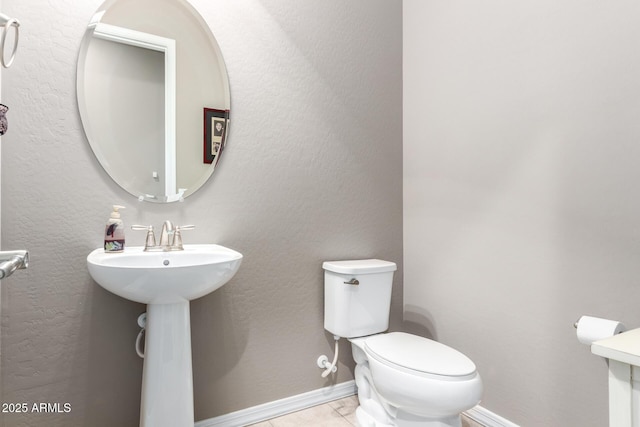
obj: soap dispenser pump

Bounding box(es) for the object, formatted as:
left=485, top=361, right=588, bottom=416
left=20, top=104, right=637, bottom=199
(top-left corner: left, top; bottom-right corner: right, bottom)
left=104, top=205, right=126, bottom=253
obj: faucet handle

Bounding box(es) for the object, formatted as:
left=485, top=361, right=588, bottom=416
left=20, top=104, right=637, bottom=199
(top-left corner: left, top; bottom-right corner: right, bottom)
left=131, top=225, right=156, bottom=250
left=173, top=225, right=195, bottom=250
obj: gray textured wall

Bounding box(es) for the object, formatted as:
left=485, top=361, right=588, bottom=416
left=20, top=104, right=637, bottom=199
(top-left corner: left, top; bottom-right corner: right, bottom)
left=404, top=1, right=640, bottom=426
left=0, top=1, right=403, bottom=426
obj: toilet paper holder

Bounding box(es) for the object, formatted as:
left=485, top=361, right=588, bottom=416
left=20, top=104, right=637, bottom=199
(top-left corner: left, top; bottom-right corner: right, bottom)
left=575, top=315, right=626, bottom=347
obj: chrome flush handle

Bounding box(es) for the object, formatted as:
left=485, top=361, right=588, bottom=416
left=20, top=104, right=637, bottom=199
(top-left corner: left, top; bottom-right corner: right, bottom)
left=344, top=278, right=359, bottom=285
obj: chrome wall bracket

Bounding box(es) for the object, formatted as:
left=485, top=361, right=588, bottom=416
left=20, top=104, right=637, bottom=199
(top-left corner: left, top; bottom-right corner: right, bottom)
left=0, top=250, right=28, bottom=279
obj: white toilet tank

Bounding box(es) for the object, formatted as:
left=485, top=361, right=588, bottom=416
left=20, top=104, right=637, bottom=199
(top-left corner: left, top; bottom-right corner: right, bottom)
left=323, top=259, right=397, bottom=338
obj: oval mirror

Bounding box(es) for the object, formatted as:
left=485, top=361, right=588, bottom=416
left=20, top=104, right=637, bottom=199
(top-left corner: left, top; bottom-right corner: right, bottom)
left=77, top=0, right=230, bottom=203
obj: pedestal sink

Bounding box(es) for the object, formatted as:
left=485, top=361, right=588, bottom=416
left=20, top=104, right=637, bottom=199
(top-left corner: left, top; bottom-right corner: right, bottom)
left=87, top=244, right=242, bottom=427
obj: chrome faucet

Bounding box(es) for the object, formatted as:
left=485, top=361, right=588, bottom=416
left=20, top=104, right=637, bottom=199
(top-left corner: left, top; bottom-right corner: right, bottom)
left=159, top=220, right=175, bottom=250
left=132, top=222, right=195, bottom=251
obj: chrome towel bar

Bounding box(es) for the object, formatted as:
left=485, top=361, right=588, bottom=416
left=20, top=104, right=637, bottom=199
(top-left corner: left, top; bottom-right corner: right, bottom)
left=0, top=250, right=28, bottom=279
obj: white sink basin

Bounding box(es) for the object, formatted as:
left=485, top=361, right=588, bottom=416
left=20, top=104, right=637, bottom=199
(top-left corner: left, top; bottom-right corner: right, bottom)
left=87, top=245, right=242, bottom=427
left=87, top=243, right=242, bottom=427
left=87, top=244, right=242, bottom=304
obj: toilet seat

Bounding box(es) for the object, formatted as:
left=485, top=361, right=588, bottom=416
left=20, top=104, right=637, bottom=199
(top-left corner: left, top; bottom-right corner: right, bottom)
left=364, top=332, right=477, bottom=380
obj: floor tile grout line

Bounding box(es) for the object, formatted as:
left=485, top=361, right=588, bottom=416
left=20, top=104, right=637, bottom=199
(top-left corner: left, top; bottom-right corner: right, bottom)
left=334, top=404, right=354, bottom=427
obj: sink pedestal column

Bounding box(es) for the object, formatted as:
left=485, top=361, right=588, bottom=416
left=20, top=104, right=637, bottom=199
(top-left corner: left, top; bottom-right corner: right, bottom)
left=140, top=301, right=194, bottom=427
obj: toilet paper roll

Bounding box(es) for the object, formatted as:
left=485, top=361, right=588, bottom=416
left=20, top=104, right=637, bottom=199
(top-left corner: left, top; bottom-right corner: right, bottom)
left=576, top=315, right=626, bottom=345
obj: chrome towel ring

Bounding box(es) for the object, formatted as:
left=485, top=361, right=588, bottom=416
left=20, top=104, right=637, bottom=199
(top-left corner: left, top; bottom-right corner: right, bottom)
left=0, top=13, right=19, bottom=68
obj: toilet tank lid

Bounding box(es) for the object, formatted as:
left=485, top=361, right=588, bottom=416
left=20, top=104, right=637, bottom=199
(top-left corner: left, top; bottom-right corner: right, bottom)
left=323, top=259, right=397, bottom=274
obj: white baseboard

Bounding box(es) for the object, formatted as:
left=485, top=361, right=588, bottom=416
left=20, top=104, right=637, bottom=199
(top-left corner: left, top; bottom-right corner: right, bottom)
left=465, top=405, right=520, bottom=427
left=195, top=380, right=519, bottom=427
left=195, top=380, right=358, bottom=427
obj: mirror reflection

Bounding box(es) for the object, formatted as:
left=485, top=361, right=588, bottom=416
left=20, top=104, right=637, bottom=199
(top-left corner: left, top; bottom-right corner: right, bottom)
left=77, top=0, right=230, bottom=203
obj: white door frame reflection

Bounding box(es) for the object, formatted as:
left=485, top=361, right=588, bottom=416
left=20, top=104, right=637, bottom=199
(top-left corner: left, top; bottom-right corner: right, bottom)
left=84, top=22, right=177, bottom=200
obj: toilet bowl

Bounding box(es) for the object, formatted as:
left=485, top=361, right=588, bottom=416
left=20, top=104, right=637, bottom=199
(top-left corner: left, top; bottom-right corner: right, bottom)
left=350, top=332, right=482, bottom=427
left=322, top=259, right=483, bottom=427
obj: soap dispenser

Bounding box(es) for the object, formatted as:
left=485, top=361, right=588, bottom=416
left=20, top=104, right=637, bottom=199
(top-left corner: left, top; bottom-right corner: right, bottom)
left=104, top=205, right=126, bottom=253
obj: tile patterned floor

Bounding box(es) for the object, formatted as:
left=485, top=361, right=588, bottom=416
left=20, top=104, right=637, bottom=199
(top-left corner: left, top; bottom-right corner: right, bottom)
left=248, top=395, right=485, bottom=427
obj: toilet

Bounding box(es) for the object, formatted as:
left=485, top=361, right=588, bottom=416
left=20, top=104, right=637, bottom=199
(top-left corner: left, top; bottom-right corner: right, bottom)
left=323, top=259, right=482, bottom=427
